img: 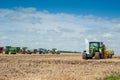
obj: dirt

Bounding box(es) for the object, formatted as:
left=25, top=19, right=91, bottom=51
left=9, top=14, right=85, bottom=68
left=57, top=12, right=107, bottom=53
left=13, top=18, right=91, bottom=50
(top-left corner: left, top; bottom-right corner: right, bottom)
left=0, top=54, right=120, bottom=80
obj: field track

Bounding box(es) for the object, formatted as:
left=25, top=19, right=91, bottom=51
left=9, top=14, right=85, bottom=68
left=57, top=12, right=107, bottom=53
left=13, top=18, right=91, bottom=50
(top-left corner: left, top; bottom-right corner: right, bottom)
left=0, top=54, right=120, bottom=80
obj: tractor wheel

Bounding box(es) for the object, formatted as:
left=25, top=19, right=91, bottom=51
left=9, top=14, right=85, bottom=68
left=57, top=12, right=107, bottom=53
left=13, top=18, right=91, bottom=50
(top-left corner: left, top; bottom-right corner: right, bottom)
left=82, top=52, right=87, bottom=59
left=108, top=54, right=112, bottom=58
left=95, top=52, right=100, bottom=59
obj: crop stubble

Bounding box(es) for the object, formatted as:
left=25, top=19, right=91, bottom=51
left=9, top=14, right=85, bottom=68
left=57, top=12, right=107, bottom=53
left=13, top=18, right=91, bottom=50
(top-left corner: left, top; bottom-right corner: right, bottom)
left=0, top=54, right=120, bottom=80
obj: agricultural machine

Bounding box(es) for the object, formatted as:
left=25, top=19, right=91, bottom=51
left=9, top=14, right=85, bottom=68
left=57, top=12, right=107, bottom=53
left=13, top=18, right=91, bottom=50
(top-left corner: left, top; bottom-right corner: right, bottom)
left=22, top=47, right=32, bottom=54
left=2, top=46, right=17, bottom=54
left=82, top=42, right=114, bottom=59
left=33, top=49, right=37, bottom=54
left=48, top=48, right=60, bottom=54
left=38, top=48, right=48, bottom=54
left=0, top=46, right=60, bottom=54
left=38, top=48, right=60, bottom=54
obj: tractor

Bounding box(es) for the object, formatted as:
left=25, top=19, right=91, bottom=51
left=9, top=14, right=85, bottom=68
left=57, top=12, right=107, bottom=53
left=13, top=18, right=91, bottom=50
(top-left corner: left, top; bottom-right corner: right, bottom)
left=38, top=48, right=47, bottom=54
left=48, top=48, right=60, bottom=54
left=33, top=49, right=38, bottom=54
left=8, top=47, right=17, bottom=54
left=22, top=47, right=32, bottom=54
left=2, top=46, right=17, bottom=54
left=82, top=42, right=114, bottom=59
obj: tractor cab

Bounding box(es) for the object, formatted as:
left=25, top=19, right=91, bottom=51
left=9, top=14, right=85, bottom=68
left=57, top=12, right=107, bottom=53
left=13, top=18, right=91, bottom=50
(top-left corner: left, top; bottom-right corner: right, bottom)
left=89, top=42, right=104, bottom=56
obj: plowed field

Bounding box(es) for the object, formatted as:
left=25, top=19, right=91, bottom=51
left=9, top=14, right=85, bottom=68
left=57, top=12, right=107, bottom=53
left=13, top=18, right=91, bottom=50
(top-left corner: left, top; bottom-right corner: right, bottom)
left=0, top=54, right=120, bottom=80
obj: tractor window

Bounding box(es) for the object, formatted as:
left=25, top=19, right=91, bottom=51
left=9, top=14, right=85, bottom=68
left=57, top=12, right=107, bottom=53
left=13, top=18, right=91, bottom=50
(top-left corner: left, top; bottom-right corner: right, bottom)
left=90, top=43, right=99, bottom=50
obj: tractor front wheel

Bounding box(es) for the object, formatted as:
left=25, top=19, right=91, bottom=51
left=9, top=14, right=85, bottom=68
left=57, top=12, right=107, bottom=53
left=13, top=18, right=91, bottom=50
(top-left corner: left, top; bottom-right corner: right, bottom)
left=95, top=52, right=100, bottom=59
left=82, top=52, right=87, bottom=59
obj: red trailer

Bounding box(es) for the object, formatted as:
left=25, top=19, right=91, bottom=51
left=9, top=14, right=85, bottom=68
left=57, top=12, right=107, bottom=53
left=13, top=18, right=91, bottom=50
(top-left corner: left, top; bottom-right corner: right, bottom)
left=0, top=47, right=4, bottom=53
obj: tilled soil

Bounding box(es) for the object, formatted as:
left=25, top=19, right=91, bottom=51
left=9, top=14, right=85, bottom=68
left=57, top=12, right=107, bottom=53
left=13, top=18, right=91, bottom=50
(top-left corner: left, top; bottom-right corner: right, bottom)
left=0, top=54, right=120, bottom=80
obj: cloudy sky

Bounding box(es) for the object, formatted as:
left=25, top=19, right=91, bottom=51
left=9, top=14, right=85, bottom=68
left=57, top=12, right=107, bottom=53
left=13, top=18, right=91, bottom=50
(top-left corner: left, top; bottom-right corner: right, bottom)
left=0, top=0, right=120, bottom=53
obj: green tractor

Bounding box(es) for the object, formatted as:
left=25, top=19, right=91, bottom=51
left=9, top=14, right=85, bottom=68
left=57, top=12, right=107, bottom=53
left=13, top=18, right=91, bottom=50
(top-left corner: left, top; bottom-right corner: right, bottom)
left=8, top=47, right=17, bottom=54
left=3, top=46, right=17, bottom=54
left=82, top=42, right=114, bottom=59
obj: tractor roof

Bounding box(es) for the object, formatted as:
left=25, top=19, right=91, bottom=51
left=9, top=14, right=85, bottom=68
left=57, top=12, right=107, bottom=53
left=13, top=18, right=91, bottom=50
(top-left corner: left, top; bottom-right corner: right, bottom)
left=89, top=41, right=103, bottom=43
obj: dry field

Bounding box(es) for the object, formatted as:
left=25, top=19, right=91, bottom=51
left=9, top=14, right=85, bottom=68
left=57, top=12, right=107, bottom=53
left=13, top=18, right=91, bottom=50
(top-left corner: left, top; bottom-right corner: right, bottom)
left=0, top=54, right=120, bottom=80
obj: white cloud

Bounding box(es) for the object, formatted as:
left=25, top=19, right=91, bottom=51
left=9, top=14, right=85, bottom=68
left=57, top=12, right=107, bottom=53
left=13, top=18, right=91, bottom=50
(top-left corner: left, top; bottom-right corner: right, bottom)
left=0, top=36, right=8, bottom=40
left=0, top=7, right=120, bottom=53
left=103, top=33, right=113, bottom=38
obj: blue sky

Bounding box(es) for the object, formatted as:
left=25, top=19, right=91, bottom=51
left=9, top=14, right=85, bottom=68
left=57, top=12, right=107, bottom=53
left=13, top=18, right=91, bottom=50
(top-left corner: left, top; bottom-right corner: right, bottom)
left=0, top=0, right=120, bottom=53
left=0, top=0, right=120, bottom=18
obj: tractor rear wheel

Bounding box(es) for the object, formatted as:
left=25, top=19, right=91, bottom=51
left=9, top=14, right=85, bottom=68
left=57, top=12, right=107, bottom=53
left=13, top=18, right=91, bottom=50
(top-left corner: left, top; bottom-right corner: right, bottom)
left=95, top=52, right=100, bottom=59
left=82, top=52, right=87, bottom=59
